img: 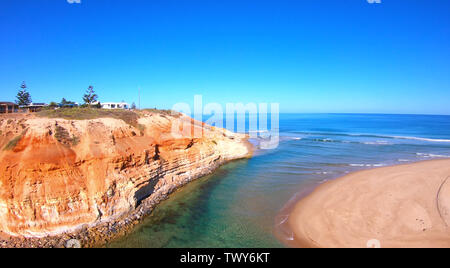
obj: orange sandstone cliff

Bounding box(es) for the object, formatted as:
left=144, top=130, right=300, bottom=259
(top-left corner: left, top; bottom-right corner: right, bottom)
left=0, top=112, right=250, bottom=241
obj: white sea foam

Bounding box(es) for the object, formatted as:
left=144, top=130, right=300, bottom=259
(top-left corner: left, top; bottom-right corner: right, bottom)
left=355, top=134, right=450, bottom=143
left=314, top=171, right=333, bottom=175
left=392, top=136, right=450, bottom=143
left=295, top=131, right=450, bottom=143
left=416, top=153, right=450, bottom=158
left=349, top=163, right=386, bottom=167
left=363, top=141, right=391, bottom=145
left=313, top=138, right=334, bottom=142
left=280, top=136, right=302, bottom=142
left=276, top=215, right=290, bottom=226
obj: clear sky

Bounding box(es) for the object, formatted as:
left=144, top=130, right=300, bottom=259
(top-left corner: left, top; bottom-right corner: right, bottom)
left=1, top=0, right=449, bottom=114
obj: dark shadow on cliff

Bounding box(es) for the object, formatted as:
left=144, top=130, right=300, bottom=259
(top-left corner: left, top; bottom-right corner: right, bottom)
left=134, top=176, right=161, bottom=208
left=108, top=158, right=250, bottom=248
left=134, top=149, right=164, bottom=208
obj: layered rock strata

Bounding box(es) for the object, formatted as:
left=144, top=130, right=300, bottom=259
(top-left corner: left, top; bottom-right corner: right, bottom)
left=0, top=112, right=250, bottom=247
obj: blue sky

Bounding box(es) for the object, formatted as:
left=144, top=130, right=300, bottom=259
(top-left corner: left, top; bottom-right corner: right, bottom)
left=0, top=0, right=449, bottom=114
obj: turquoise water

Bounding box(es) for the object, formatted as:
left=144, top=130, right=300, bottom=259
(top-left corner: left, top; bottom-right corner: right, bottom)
left=107, top=114, right=450, bottom=248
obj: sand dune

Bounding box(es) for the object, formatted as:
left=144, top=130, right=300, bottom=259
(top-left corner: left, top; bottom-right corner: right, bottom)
left=289, top=159, right=450, bottom=248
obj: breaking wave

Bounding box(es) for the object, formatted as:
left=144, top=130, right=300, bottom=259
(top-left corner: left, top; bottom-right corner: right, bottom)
left=416, top=153, right=450, bottom=158
left=349, top=163, right=386, bottom=167
left=292, top=131, right=450, bottom=143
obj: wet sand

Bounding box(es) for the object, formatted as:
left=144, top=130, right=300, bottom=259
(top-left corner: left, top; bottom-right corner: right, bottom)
left=288, top=159, right=450, bottom=248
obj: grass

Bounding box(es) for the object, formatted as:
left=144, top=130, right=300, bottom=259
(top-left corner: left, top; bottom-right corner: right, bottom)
left=38, top=108, right=182, bottom=131
left=38, top=108, right=141, bottom=128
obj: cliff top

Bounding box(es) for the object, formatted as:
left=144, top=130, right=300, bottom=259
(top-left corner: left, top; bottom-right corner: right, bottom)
left=0, top=108, right=181, bottom=128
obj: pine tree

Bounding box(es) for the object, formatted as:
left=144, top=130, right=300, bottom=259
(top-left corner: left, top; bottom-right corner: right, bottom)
left=83, top=85, right=98, bottom=106
left=16, top=81, right=32, bottom=106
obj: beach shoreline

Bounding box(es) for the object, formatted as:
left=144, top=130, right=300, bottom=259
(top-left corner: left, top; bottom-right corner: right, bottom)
left=287, top=159, right=450, bottom=248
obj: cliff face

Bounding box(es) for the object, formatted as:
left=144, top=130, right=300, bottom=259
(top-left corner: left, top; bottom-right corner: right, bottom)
left=0, top=112, right=250, bottom=238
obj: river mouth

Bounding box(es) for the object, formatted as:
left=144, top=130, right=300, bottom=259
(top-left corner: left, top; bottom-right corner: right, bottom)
left=106, top=114, right=450, bottom=248
left=106, top=158, right=284, bottom=248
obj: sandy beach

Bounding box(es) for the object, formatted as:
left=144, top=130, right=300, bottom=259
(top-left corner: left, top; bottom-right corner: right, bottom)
left=288, top=159, right=450, bottom=248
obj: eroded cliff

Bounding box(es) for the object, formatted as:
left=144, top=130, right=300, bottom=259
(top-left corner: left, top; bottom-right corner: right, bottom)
left=0, top=111, right=250, bottom=243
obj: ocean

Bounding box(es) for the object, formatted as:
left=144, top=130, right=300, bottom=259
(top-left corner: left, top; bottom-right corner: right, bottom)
left=107, top=113, right=450, bottom=248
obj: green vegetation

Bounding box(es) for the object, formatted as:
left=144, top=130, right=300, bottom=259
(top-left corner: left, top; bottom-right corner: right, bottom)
left=54, top=125, right=70, bottom=145
left=16, top=81, right=32, bottom=106
left=61, top=98, right=76, bottom=105
left=48, top=102, right=58, bottom=108
left=83, top=85, right=98, bottom=106
left=37, top=107, right=181, bottom=134
left=37, top=108, right=141, bottom=127
left=3, top=134, right=23, bottom=151
left=53, top=124, right=80, bottom=147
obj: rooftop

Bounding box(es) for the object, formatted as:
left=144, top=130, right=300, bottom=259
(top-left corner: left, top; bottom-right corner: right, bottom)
left=0, top=102, right=17, bottom=106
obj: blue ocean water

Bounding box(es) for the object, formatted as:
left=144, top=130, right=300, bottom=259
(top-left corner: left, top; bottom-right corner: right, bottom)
left=107, top=114, right=450, bottom=248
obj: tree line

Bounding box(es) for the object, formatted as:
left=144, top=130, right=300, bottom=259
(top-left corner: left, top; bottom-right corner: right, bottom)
left=15, top=82, right=106, bottom=108
left=15, top=82, right=137, bottom=109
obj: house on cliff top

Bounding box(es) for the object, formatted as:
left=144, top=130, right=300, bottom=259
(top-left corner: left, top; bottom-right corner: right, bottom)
left=0, top=102, right=19, bottom=113
left=21, top=103, right=47, bottom=113
left=100, top=102, right=130, bottom=109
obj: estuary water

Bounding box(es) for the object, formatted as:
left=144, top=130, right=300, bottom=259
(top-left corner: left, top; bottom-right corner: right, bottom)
left=107, top=114, right=450, bottom=248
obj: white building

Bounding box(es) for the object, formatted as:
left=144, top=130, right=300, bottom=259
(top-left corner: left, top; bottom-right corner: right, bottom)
left=101, top=102, right=130, bottom=109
